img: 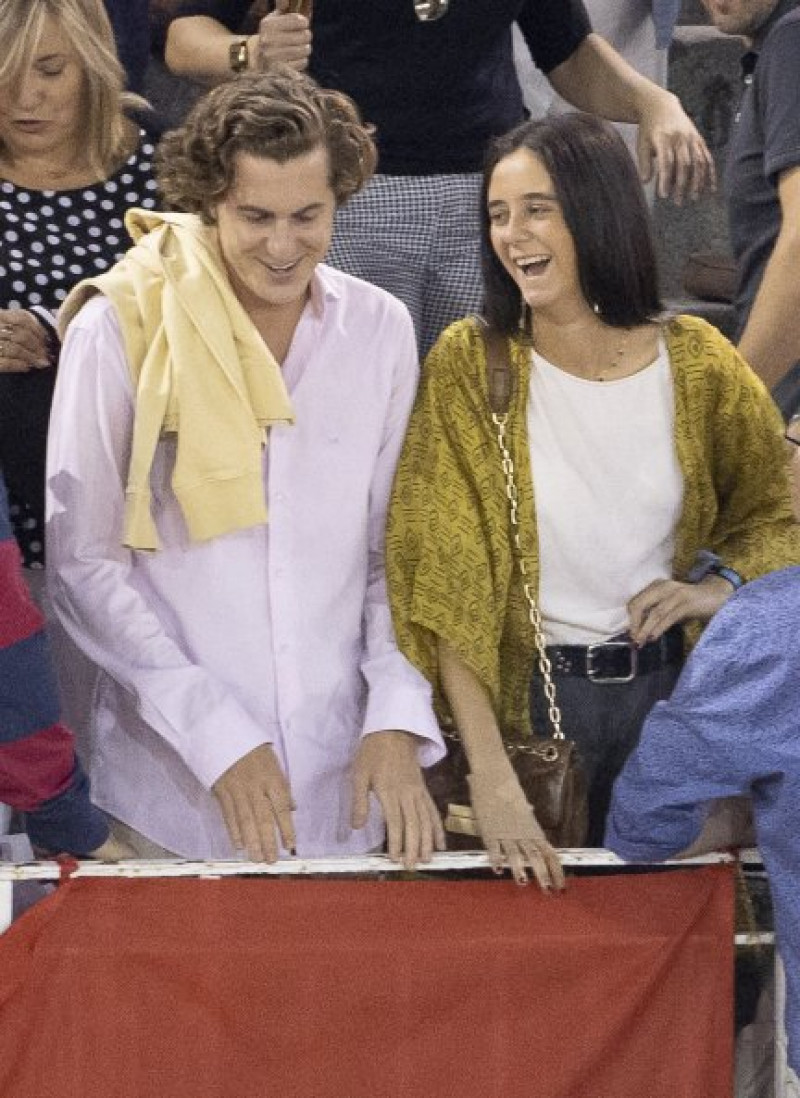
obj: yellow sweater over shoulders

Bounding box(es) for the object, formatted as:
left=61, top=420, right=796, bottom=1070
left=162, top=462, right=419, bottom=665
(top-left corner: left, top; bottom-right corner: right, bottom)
left=58, top=210, right=294, bottom=550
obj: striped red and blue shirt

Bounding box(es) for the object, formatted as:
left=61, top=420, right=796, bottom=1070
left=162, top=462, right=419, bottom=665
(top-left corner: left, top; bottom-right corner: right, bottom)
left=0, top=473, right=108, bottom=854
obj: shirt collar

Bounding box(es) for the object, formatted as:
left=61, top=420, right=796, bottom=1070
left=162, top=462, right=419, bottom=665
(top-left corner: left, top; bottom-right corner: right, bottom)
left=307, top=263, right=342, bottom=320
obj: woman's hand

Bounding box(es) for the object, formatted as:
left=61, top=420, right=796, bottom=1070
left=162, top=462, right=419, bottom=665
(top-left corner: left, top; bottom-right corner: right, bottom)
left=0, top=309, right=52, bottom=372
left=627, top=574, right=735, bottom=646
left=467, top=766, right=565, bottom=891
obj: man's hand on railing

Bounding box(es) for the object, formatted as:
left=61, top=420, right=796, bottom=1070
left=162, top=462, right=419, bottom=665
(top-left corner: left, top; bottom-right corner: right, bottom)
left=213, top=744, right=297, bottom=862
left=351, top=730, right=446, bottom=869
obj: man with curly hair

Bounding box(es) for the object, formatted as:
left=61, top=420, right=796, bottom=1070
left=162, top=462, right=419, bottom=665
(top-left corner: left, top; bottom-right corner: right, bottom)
left=46, top=70, right=445, bottom=866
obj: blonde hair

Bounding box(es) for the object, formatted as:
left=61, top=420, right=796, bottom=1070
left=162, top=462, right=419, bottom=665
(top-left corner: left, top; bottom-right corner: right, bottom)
left=157, top=69, right=377, bottom=221
left=0, top=0, right=147, bottom=178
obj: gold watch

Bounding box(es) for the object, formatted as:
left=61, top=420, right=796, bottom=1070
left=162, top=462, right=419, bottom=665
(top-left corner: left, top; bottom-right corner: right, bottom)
left=229, top=38, right=249, bottom=73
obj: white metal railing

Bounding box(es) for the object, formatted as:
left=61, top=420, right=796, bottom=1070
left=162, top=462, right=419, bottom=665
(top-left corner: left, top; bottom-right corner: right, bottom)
left=0, top=846, right=768, bottom=936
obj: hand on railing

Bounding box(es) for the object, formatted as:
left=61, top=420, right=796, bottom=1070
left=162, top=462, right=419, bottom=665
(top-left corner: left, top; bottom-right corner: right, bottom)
left=213, top=744, right=296, bottom=862
left=351, top=730, right=446, bottom=870
left=467, top=769, right=565, bottom=891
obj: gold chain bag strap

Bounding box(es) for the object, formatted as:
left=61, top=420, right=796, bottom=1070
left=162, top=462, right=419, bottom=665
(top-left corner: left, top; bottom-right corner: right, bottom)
left=425, top=321, right=589, bottom=848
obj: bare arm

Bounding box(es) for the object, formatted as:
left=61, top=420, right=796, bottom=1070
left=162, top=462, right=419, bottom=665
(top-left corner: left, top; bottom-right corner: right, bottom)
left=165, top=5, right=311, bottom=83
left=165, top=16, right=251, bottom=82
left=438, top=639, right=564, bottom=889
left=547, top=33, right=714, bottom=202
left=737, top=165, right=800, bottom=391
left=676, top=797, right=755, bottom=859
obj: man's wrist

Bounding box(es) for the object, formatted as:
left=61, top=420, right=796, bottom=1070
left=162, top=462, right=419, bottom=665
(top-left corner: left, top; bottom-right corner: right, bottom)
left=228, top=35, right=260, bottom=73
left=229, top=36, right=250, bottom=72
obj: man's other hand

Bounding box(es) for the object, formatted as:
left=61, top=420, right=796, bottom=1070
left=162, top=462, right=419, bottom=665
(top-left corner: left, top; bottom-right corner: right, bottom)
left=213, top=744, right=296, bottom=862
left=351, top=730, right=446, bottom=869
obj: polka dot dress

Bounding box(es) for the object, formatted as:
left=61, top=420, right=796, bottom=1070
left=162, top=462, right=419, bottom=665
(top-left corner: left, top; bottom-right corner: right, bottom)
left=0, top=130, right=158, bottom=568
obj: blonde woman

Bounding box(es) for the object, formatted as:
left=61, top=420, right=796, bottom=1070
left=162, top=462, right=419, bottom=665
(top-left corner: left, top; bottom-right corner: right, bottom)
left=0, top=0, right=159, bottom=571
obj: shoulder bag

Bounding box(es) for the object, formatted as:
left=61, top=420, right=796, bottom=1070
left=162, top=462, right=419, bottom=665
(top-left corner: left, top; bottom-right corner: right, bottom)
left=425, top=321, right=589, bottom=848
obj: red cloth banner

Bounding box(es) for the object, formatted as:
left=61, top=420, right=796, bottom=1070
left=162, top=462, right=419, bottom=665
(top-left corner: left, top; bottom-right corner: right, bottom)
left=0, top=866, right=733, bottom=1098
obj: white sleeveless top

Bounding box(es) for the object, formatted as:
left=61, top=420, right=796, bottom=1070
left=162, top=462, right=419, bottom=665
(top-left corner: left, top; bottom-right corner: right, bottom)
left=526, top=340, right=683, bottom=645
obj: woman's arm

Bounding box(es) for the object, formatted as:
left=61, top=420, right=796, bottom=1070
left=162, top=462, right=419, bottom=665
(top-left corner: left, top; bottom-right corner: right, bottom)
left=438, top=638, right=564, bottom=890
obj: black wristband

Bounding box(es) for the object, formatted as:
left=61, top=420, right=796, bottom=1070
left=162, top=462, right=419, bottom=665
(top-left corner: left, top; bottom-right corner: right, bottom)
left=686, top=550, right=743, bottom=591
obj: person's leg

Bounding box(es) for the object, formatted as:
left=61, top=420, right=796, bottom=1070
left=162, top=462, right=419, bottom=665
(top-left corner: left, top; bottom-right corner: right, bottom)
left=557, top=0, right=668, bottom=157
left=419, top=174, right=484, bottom=359
left=326, top=174, right=426, bottom=348
left=512, top=23, right=555, bottom=119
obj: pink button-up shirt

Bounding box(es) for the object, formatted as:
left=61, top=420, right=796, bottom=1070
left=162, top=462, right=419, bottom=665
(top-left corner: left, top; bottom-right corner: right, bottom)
left=46, top=266, right=442, bottom=858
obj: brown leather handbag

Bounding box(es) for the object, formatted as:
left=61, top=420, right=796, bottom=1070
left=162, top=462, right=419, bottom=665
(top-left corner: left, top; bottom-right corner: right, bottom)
left=426, top=321, right=589, bottom=849
left=426, top=729, right=588, bottom=849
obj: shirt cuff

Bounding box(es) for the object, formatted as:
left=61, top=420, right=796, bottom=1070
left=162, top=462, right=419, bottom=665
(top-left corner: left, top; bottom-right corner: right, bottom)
left=604, top=811, right=702, bottom=862
left=361, top=673, right=445, bottom=768
left=177, top=702, right=277, bottom=791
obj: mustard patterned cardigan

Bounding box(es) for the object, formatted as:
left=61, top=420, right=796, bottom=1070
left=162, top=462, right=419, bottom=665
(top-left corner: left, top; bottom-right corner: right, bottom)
left=387, top=314, right=800, bottom=738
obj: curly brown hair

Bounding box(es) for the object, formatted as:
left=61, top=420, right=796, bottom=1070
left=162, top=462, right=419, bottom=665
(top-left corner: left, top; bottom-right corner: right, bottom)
left=156, top=68, right=377, bottom=221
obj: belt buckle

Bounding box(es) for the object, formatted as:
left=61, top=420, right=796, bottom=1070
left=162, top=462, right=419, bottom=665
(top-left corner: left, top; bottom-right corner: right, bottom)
left=586, top=640, right=638, bottom=684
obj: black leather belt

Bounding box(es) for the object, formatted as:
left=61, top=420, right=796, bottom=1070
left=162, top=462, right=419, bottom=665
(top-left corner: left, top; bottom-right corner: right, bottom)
left=545, top=627, right=684, bottom=684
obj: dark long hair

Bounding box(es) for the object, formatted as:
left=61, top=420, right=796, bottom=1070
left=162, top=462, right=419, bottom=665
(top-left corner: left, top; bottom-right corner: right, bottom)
left=481, top=113, right=663, bottom=334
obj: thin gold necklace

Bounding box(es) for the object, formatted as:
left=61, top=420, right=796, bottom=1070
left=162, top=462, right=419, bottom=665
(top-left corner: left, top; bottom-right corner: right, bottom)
left=594, top=328, right=630, bottom=382
left=414, top=0, right=449, bottom=21
left=532, top=325, right=630, bottom=382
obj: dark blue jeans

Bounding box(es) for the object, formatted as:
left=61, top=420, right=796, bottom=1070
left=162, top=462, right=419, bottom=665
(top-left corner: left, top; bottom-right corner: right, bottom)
left=529, top=661, right=683, bottom=846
